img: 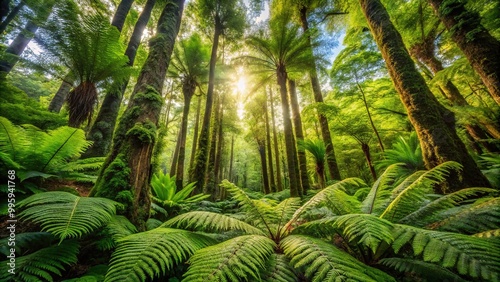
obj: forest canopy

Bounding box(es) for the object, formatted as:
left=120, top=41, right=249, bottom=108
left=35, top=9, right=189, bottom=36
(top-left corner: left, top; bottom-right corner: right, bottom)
left=0, top=0, right=499, bottom=281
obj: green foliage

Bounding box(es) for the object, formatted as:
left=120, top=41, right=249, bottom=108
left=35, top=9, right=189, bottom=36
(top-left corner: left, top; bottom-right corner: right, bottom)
left=0, top=240, right=79, bottom=282
left=257, top=254, right=298, bottom=282
left=183, top=235, right=275, bottom=281
left=18, top=191, right=119, bottom=241
left=375, top=132, right=424, bottom=174
left=105, top=228, right=215, bottom=282
left=151, top=171, right=210, bottom=209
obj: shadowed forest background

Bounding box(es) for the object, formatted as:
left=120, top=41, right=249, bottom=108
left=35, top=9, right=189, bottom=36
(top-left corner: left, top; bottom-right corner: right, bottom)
left=0, top=0, right=500, bottom=281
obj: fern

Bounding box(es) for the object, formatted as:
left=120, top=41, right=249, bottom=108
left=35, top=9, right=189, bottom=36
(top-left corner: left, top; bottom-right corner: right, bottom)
left=380, top=162, right=462, bottom=222
left=474, top=229, right=500, bottom=239
left=0, top=240, right=79, bottom=282
left=18, top=192, right=118, bottom=241
left=96, top=215, right=137, bottom=250
left=380, top=258, right=469, bottom=282
left=433, top=197, right=500, bottom=234
left=0, top=116, right=30, bottom=166
left=361, top=163, right=405, bottom=214
left=256, top=254, right=297, bottom=282
left=105, top=228, right=215, bottom=282
left=291, top=217, right=340, bottom=238
left=282, top=235, right=396, bottom=281
left=391, top=225, right=500, bottom=280
left=0, top=232, right=56, bottom=256
left=182, top=235, right=276, bottom=282
left=163, top=211, right=265, bottom=235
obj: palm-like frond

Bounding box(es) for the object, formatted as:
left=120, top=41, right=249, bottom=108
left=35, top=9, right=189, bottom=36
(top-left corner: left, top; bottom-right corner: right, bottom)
left=399, top=188, right=498, bottom=227
left=255, top=254, right=297, bottom=282
left=105, top=228, right=215, bottom=282
left=391, top=225, right=500, bottom=280
left=162, top=211, right=265, bottom=235
left=380, top=258, right=469, bottom=282
left=182, top=235, right=276, bottom=282
left=380, top=162, right=462, bottom=222
left=0, top=116, right=28, bottom=168
left=375, top=131, right=424, bottom=172
left=0, top=232, right=56, bottom=256
left=281, top=235, right=396, bottom=282
left=0, top=240, right=79, bottom=282
left=18, top=192, right=118, bottom=241
left=433, top=197, right=500, bottom=234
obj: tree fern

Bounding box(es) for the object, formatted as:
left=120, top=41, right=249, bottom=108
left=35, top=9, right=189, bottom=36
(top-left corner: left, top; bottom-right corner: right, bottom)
left=255, top=254, right=297, bottom=282
left=391, top=225, right=500, bottom=280
left=281, top=235, right=396, bottom=281
left=380, top=258, right=469, bottom=282
left=0, top=240, right=79, bottom=282
left=182, top=235, right=276, bottom=282
left=163, top=211, right=265, bottom=235
left=380, top=162, right=462, bottom=222
left=18, top=192, right=118, bottom=241
left=96, top=215, right=137, bottom=251
left=105, top=228, right=215, bottom=282
left=361, top=163, right=406, bottom=214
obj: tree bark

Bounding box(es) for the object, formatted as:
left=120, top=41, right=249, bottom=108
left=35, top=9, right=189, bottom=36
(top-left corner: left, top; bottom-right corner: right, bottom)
left=356, top=80, right=384, bottom=152
left=189, top=96, right=202, bottom=171
left=361, top=142, right=377, bottom=180
left=428, top=0, right=500, bottom=106
left=258, top=139, right=271, bottom=194
left=204, top=93, right=220, bottom=197
left=264, top=94, right=276, bottom=192
left=90, top=0, right=185, bottom=230
left=170, top=129, right=181, bottom=176
left=175, top=79, right=195, bottom=189
left=190, top=20, right=221, bottom=193
left=299, top=6, right=341, bottom=181
left=0, top=0, right=25, bottom=35
left=111, top=0, right=135, bottom=32
left=228, top=135, right=234, bottom=182
left=83, top=0, right=156, bottom=158
left=277, top=68, right=300, bottom=197
left=269, top=87, right=283, bottom=191
left=359, top=0, right=491, bottom=191
left=48, top=74, right=73, bottom=113
left=288, top=79, right=310, bottom=195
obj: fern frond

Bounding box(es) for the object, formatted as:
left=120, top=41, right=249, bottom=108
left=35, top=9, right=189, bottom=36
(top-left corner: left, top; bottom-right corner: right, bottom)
left=283, top=178, right=364, bottom=233
left=380, top=258, right=469, bottom=282
left=0, top=240, right=79, bottom=282
left=391, top=225, right=500, bottom=280
left=361, top=163, right=406, bottom=214
left=255, top=254, right=297, bottom=282
left=433, top=197, right=500, bottom=234
left=473, top=229, right=500, bottom=239
left=291, top=217, right=339, bottom=238
left=380, top=162, right=462, bottom=222
left=105, top=228, right=215, bottom=282
left=334, top=214, right=394, bottom=254
left=97, top=215, right=138, bottom=250
left=182, top=235, right=276, bottom=282
left=0, top=116, right=30, bottom=164
left=281, top=235, right=396, bottom=282
left=399, top=188, right=498, bottom=227
left=163, top=211, right=265, bottom=235
left=59, top=157, right=105, bottom=172
left=0, top=232, right=56, bottom=256
left=18, top=192, right=118, bottom=241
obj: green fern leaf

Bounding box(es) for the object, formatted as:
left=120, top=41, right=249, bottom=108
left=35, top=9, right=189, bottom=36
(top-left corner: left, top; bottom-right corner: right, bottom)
left=392, top=225, right=500, bottom=280
left=254, top=254, right=297, bottom=282
left=282, top=235, right=396, bottom=282
left=18, top=192, right=118, bottom=241
left=163, top=211, right=265, bottom=235
left=0, top=232, right=56, bottom=256
left=0, top=240, right=79, bottom=282
left=291, top=217, right=339, bottom=238
left=361, top=163, right=406, bottom=214
left=105, top=228, right=215, bottom=282
left=380, top=258, right=469, bottom=282
left=473, top=229, right=500, bottom=239
left=380, top=162, right=462, bottom=222
left=182, top=235, right=276, bottom=282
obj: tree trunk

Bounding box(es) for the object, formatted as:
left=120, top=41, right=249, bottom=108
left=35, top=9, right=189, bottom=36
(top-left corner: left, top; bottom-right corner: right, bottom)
left=214, top=105, right=224, bottom=184
left=264, top=94, right=276, bottom=192
left=90, top=0, right=185, bottom=230
left=228, top=135, right=234, bottom=182
left=189, top=95, right=202, bottom=170
left=288, top=79, right=310, bottom=195
left=170, top=129, right=181, bottom=176
left=428, top=0, right=500, bottom=106
left=359, top=0, right=491, bottom=191
left=0, top=0, right=25, bottom=35
left=356, top=80, right=384, bottom=151
left=204, top=93, right=220, bottom=197
left=111, top=0, right=135, bottom=32
left=175, top=79, right=195, bottom=189
left=277, top=68, right=301, bottom=197
left=269, top=87, right=283, bottom=191
left=83, top=0, right=156, bottom=158
left=299, top=6, right=341, bottom=181
left=190, top=21, right=221, bottom=193
left=48, top=74, right=73, bottom=113
left=361, top=142, right=377, bottom=181
left=257, top=140, right=270, bottom=194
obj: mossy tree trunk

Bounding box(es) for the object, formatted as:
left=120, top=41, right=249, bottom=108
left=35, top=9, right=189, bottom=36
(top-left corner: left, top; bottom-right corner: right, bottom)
left=288, top=79, right=309, bottom=195
left=264, top=94, right=276, bottom=192
left=48, top=74, right=74, bottom=113
left=111, top=0, right=135, bottom=32
left=428, top=0, right=500, bottom=106
left=204, top=92, right=220, bottom=197
left=269, top=87, right=283, bottom=191
left=277, top=68, right=301, bottom=197
left=90, top=0, right=185, bottom=230
left=83, top=0, right=156, bottom=158
left=189, top=96, right=202, bottom=171
left=359, top=0, right=491, bottom=191
left=190, top=20, right=222, bottom=193
left=299, top=6, right=341, bottom=181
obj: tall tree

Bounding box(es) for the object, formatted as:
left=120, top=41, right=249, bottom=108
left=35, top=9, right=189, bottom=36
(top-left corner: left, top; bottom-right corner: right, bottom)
left=269, top=87, right=284, bottom=191
left=264, top=91, right=276, bottom=192
left=90, top=0, right=185, bottom=230
left=358, top=0, right=490, bottom=191
left=0, top=0, right=25, bottom=35
left=189, top=0, right=245, bottom=193
left=168, top=34, right=209, bottom=189
left=427, top=0, right=500, bottom=106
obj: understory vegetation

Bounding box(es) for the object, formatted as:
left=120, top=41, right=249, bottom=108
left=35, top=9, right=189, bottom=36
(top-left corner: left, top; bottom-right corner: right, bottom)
left=1, top=0, right=500, bottom=281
